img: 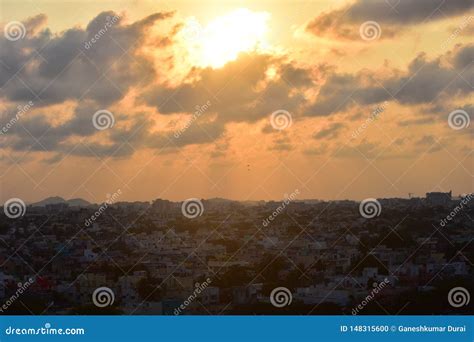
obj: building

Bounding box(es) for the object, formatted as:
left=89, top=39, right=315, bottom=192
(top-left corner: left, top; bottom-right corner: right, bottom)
left=426, top=191, right=451, bottom=206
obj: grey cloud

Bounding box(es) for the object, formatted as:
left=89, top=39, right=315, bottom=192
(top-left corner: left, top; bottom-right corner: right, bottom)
left=0, top=11, right=174, bottom=106
left=385, top=50, right=473, bottom=104
left=1, top=84, right=224, bottom=159
left=142, top=54, right=308, bottom=124
left=414, top=135, right=443, bottom=153
left=304, top=73, right=390, bottom=116
left=280, top=64, right=314, bottom=88
left=345, top=0, right=472, bottom=25
left=454, top=44, right=474, bottom=70
left=305, top=44, right=473, bottom=116
left=313, top=122, right=345, bottom=140
left=112, top=113, right=226, bottom=151
left=416, top=135, right=436, bottom=146
left=307, top=0, right=473, bottom=39
left=1, top=103, right=117, bottom=153
left=398, top=117, right=433, bottom=126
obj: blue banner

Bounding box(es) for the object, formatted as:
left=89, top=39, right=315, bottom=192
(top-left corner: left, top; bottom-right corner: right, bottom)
left=0, top=316, right=472, bottom=342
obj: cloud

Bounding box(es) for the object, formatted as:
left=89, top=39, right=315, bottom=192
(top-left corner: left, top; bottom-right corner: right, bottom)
left=416, top=135, right=436, bottom=146
left=304, top=44, right=473, bottom=116
left=307, top=0, right=473, bottom=41
left=1, top=9, right=472, bottom=163
left=303, top=72, right=388, bottom=116
left=313, top=122, right=345, bottom=140
left=4, top=43, right=471, bottom=159
left=414, top=135, right=443, bottom=153
left=269, top=135, right=294, bottom=151
left=303, top=144, right=328, bottom=156
left=142, top=53, right=310, bottom=124
left=398, top=117, right=433, bottom=126
left=2, top=38, right=310, bottom=159
left=333, top=141, right=381, bottom=159
left=0, top=11, right=174, bottom=106
left=1, top=103, right=120, bottom=153
left=307, top=0, right=474, bottom=40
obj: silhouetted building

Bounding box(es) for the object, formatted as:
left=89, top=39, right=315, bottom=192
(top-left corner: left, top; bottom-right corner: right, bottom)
left=426, top=191, right=451, bottom=206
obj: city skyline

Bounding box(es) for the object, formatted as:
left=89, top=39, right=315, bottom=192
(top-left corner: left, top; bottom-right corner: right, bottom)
left=1, top=189, right=471, bottom=206
left=1, top=186, right=472, bottom=315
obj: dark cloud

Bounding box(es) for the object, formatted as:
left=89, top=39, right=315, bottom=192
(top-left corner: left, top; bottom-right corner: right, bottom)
left=313, top=122, right=345, bottom=140
left=0, top=11, right=174, bottom=106
left=280, top=64, right=314, bottom=88
left=305, top=44, right=473, bottom=116
left=416, top=135, right=436, bottom=146
left=386, top=50, right=473, bottom=105
left=142, top=53, right=309, bottom=124
left=414, top=135, right=443, bottom=153
left=1, top=103, right=120, bottom=153
left=304, top=73, right=389, bottom=116
left=347, top=0, right=472, bottom=24
left=453, top=44, right=474, bottom=70
left=307, top=0, right=473, bottom=39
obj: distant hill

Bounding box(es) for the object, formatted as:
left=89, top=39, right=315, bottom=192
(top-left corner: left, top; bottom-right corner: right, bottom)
left=30, top=197, right=91, bottom=207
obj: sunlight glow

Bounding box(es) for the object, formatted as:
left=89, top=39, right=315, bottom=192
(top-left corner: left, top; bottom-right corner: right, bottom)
left=181, top=9, right=270, bottom=68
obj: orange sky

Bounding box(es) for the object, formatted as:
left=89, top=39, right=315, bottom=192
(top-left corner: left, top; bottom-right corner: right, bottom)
left=0, top=0, right=473, bottom=203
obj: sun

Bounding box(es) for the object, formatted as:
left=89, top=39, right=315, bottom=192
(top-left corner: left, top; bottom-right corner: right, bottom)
left=180, top=9, right=270, bottom=68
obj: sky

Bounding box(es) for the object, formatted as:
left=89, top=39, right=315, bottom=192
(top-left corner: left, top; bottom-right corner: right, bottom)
left=0, top=0, right=473, bottom=204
